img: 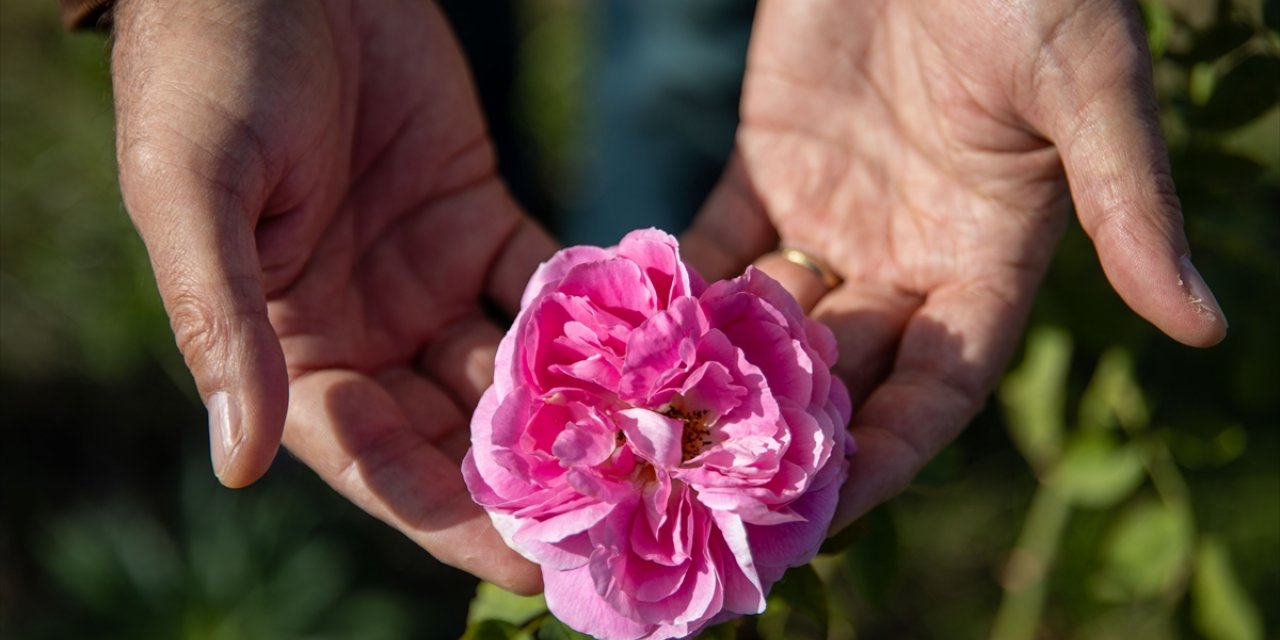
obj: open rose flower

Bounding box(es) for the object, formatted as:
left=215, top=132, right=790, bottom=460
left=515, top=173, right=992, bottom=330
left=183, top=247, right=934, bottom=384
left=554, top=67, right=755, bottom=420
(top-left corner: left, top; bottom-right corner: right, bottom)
left=463, top=229, right=853, bottom=639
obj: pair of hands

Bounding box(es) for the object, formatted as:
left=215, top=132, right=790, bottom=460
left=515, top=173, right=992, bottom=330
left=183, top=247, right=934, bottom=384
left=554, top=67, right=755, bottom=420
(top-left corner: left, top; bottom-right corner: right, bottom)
left=110, top=0, right=1225, bottom=595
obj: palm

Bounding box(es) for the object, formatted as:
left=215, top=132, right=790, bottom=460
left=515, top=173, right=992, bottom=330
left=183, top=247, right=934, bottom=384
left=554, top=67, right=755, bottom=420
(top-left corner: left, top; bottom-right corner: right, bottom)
left=113, top=0, right=548, bottom=590
left=687, top=0, right=1220, bottom=529
left=268, top=1, right=553, bottom=591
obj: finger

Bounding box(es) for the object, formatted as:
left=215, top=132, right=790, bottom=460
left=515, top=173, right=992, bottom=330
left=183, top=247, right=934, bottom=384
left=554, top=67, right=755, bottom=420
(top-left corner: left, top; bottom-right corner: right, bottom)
left=377, top=368, right=472, bottom=463
left=754, top=251, right=835, bottom=312
left=810, top=284, right=923, bottom=407
left=486, top=215, right=560, bottom=317
left=333, top=187, right=552, bottom=366
left=119, top=170, right=288, bottom=488
left=111, top=3, right=288, bottom=487
left=285, top=369, right=543, bottom=595
left=1041, top=10, right=1227, bottom=347
left=681, top=154, right=779, bottom=281
left=418, top=316, right=505, bottom=412
left=115, top=138, right=286, bottom=489
left=752, top=249, right=923, bottom=407
left=832, top=273, right=1035, bottom=530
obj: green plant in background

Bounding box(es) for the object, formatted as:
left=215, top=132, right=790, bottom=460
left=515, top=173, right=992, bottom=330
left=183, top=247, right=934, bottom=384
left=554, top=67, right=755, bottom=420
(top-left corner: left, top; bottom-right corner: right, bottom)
left=0, top=1, right=177, bottom=385
left=994, top=328, right=1260, bottom=640
left=28, top=457, right=418, bottom=640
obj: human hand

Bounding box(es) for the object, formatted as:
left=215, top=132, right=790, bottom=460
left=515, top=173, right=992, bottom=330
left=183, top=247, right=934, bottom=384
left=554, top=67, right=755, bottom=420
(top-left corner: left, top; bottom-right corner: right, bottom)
left=682, top=0, right=1227, bottom=531
left=111, top=0, right=551, bottom=592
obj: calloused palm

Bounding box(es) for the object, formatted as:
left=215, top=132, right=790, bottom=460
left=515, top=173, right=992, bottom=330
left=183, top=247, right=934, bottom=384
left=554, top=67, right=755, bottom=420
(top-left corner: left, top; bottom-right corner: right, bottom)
left=112, top=0, right=549, bottom=591
left=683, top=0, right=1227, bottom=530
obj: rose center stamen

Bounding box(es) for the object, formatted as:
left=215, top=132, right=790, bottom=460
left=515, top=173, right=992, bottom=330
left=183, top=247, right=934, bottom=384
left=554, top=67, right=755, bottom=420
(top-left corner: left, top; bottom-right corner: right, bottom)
left=662, top=406, right=713, bottom=462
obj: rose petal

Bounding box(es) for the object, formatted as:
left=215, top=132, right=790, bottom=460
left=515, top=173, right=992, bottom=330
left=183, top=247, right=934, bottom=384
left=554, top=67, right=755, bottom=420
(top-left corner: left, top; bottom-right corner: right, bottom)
left=552, top=404, right=618, bottom=467
left=615, top=228, right=692, bottom=305
left=557, top=258, right=658, bottom=322
left=615, top=408, right=683, bottom=469
left=545, top=563, right=651, bottom=640
left=709, top=510, right=766, bottom=614
left=619, top=297, right=708, bottom=402
left=678, top=360, right=747, bottom=424
left=463, top=388, right=536, bottom=504
left=523, top=245, right=613, bottom=309
left=746, top=466, right=845, bottom=568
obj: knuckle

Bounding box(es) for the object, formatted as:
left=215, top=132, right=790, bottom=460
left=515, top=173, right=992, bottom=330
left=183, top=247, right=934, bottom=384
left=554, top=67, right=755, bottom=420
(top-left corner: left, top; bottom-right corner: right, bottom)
left=116, top=136, right=166, bottom=188
left=164, top=274, right=269, bottom=384
left=167, top=289, right=231, bottom=376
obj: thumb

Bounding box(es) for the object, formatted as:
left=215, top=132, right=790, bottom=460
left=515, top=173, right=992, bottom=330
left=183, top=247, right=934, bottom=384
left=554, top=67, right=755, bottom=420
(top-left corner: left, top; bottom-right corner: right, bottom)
left=111, top=1, right=289, bottom=487
left=1045, top=10, right=1227, bottom=347
left=119, top=143, right=288, bottom=487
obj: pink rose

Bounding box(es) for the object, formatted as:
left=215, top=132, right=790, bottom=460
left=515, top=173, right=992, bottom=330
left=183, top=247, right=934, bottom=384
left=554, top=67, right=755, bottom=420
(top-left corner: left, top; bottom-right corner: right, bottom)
left=463, top=229, right=853, bottom=639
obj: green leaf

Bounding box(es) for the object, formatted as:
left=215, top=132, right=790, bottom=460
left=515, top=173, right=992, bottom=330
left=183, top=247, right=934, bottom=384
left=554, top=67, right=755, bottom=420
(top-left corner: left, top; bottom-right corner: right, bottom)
left=763, top=563, right=828, bottom=639
left=1092, top=500, right=1192, bottom=601
left=462, top=619, right=525, bottom=640
left=536, top=615, right=593, bottom=640
left=1071, top=607, right=1176, bottom=640
left=467, top=581, right=548, bottom=627
left=1192, top=538, right=1263, bottom=640
left=1046, top=434, right=1145, bottom=508
left=1141, top=0, right=1174, bottom=59
left=1000, top=326, right=1072, bottom=469
left=756, top=598, right=791, bottom=640
left=1169, top=421, right=1248, bottom=469
left=1190, top=62, right=1217, bottom=107
left=1078, top=347, right=1149, bottom=433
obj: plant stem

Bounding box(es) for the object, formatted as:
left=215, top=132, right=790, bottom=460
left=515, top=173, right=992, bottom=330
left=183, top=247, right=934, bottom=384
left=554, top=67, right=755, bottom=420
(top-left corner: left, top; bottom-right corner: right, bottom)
left=990, top=485, right=1072, bottom=640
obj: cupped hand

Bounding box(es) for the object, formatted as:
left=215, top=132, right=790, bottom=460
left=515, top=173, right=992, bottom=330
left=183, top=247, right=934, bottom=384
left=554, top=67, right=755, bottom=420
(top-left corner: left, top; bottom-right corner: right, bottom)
left=111, top=0, right=552, bottom=592
left=682, top=0, right=1228, bottom=530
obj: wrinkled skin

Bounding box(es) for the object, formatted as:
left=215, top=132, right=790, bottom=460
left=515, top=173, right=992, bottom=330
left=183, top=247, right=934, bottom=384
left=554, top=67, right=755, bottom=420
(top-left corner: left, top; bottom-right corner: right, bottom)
left=111, top=0, right=551, bottom=592
left=681, top=0, right=1227, bottom=531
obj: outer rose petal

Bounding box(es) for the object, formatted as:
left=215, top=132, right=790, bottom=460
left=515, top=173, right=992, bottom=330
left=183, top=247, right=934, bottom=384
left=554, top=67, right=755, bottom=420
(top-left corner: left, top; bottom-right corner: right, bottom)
left=522, top=245, right=613, bottom=309
left=745, top=462, right=845, bottom=569
left=557, top=258, right=659, bottom=322
left=546, top=564, right=651, bottom=640
left=463, top=387, right=534, bottom=505
left=709, top=510, right=767, bottom=614
left=615, top=228, right=694, bottom=305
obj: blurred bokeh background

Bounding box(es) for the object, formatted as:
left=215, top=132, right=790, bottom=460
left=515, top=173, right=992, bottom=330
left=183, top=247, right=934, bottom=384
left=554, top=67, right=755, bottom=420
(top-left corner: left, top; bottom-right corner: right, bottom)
left=1, top=0, right=1275, bottom=638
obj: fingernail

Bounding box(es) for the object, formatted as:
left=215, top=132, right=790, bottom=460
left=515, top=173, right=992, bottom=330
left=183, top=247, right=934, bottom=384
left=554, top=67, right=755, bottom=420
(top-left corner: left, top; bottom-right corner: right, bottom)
left=208, top=391, right=242, bottom=480
left=1178, top=256, right=1228, bottom=329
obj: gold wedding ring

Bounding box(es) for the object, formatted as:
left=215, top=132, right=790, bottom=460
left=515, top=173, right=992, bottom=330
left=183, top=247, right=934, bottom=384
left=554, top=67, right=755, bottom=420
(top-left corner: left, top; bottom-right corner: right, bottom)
left=778, top=247, right=844, bottom=291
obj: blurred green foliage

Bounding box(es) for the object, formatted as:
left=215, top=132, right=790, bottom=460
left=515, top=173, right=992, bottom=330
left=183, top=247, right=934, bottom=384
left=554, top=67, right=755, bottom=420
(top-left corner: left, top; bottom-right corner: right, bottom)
left=1, top=0, right=1276, bottom=639
left=0, top=1, right=174, bottom=385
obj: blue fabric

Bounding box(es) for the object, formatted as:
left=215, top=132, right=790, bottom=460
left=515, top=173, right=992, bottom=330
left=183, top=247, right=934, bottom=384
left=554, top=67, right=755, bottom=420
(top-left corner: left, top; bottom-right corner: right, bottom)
left=560, top=0, right=755, bottom=245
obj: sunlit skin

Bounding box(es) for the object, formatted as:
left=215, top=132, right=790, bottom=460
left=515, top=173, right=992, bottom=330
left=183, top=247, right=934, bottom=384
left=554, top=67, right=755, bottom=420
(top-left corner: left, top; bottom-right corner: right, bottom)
left=681, top=0, right=1227, bottom=531
left=107, top=0, right=1225, bottom=599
